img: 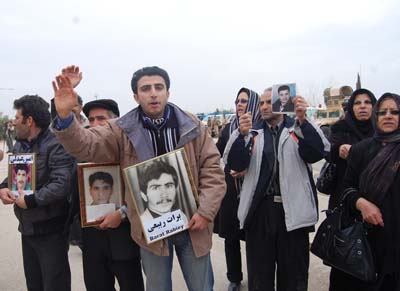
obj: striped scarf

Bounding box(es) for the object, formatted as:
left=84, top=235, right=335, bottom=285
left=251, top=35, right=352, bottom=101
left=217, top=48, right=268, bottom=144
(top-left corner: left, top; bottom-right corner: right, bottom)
left=229, top=87, right=261, bottom=193
left=140, top=105, right=180, bottom=156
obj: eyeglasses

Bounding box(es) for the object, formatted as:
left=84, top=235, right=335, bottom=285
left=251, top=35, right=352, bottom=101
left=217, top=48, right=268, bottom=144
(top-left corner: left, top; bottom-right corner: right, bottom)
left=235, top=99, right=248, bottom=105
left=376, top=109, right=400, bottom=117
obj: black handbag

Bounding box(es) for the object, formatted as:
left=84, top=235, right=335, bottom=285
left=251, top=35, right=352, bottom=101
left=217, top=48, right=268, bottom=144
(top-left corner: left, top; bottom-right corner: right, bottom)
left=316, top=161, right=337, bottom=194
left=310, top=194, right=377, bottom=282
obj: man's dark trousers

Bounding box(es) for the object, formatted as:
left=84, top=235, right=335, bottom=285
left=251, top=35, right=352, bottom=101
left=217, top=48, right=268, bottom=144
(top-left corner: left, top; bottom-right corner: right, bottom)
left=82, top=223, right=144, bottom=291
left=245, top=197, right=310, bottom=291
left=22, top=232, right=71, bottom=291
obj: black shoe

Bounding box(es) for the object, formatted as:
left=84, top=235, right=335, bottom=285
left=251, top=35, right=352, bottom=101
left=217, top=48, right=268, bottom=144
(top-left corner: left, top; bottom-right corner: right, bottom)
left=228, top=282, right=241, bottom=291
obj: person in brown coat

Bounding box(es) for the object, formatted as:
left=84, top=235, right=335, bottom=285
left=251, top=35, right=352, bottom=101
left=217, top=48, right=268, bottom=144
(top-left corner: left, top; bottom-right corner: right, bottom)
left=51, top=65, right=226, bottom=291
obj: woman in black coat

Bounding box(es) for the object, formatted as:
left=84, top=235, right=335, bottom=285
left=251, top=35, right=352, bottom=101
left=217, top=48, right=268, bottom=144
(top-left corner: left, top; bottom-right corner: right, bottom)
left=214, top=87, right=260, bottom=290
left=340, top=93, right=400, bottom=291
left=327, top=88, right=377, bottom=209
left=328, top=89, right=377, bottom=290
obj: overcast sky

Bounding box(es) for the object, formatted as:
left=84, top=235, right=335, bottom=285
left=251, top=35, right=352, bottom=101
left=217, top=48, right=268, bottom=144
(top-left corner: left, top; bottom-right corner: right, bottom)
left=1, top=0, right=399, bottom=118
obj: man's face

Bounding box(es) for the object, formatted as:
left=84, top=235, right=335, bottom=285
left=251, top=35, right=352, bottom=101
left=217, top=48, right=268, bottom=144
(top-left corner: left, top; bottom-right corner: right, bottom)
left=145, top=173, right=177, bottom=215
left=13, top=109, right=30, bottom=140
left=16, top=169, right=27, bottom=191
left=90, top=179, right=113, bottom=205
left=278, top=89, right=290, bottom=105
left=260, top=91, right=280, bottom=121
left=88, top=108, right=111, bottom=127
left=134, top=75, right=170, bottom=119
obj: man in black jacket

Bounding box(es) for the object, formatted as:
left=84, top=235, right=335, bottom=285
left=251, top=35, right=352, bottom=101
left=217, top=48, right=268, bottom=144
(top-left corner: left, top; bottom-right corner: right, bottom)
left=0, top=95, right=75, bottom=291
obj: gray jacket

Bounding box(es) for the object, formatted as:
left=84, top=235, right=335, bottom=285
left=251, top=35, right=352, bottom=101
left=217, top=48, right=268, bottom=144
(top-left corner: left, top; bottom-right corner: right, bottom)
left=224, top=117, right=330, bottom=231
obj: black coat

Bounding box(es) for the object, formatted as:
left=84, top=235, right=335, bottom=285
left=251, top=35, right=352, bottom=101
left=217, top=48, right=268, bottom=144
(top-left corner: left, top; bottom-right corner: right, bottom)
left=344, top=138, right=400, bottom=281
left=0, top=128, right=75, bottom=236
left=327, top=119, right=370, bottom=209
left=213, top=123, right=243, bottom=239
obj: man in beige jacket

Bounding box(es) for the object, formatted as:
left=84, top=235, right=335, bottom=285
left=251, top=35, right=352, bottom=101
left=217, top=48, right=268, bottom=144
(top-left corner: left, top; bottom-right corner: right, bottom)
left=51, top=66, right=226, bottom=291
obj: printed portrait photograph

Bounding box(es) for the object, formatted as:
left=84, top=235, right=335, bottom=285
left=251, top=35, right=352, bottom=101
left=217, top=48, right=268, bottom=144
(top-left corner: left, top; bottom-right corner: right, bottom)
left=272, top=83, right=297, bottom=114
left=124, top=148, right=198, bottom=244
left=78, top=163, right=122, bottom=227
left=8, top=154, right=35, bottom=197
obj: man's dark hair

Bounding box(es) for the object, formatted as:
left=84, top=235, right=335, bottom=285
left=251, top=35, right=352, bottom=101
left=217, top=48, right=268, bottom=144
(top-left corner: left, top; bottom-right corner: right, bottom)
left=131, top=66, right=170, bottom=94
left=13, top=95, right=51, bottom=129
left=89, top=171, right=114, bottom=187
left=139, top=161, right=178, bottom=194
left=278, top=85, right=290, bottom=93
left=15, top=163, right=28, bottom=174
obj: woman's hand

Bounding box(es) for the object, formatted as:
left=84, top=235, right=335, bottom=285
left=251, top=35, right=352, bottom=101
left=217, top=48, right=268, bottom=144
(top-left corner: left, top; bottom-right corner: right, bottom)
left=356, top=197, right=384, bottom=227
left=339, top=144, right=351, bottom=159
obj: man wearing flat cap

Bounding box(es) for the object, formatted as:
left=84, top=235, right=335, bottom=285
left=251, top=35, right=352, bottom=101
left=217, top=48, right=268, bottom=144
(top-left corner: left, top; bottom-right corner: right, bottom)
left=81, top=98, right=143, bottom=291
left=83, top=99, right=120, bottom=127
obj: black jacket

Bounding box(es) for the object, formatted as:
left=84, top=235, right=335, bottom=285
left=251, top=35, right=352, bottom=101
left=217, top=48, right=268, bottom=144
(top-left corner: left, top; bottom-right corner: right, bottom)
left=343, top=138, right=400, bottom=277
left=0, top=128, right=75, bottom=236
left=327, top=119, right=371, bottom=209
left=213, top=123, right=243, bottom=239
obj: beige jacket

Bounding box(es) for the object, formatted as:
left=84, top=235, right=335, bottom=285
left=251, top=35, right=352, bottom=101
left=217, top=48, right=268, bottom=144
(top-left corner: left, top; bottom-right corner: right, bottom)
left=53, top=103, right=226, bottom=257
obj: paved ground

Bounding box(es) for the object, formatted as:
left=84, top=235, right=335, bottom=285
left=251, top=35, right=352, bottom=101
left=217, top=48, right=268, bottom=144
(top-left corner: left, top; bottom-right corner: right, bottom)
left=0, top=142, right=330, bottom=290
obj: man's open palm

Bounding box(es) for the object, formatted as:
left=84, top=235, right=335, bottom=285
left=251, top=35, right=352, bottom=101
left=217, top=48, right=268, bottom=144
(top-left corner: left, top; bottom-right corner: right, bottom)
left=52, top=75, right=78, bottom=119
left=61, top=65, right=82, bottom=88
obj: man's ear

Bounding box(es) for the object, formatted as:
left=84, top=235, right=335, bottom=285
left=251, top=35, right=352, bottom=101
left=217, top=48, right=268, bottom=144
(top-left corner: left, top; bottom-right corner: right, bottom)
left=140, top=192, right=148, bottom=202
left=133, top=94, right=139, bottom=104
left=26, top=116, right=34, bottom=127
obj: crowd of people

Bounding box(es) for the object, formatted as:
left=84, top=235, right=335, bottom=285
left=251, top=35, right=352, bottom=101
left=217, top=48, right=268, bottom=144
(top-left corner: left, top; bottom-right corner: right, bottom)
left=0, top=64, right=399, bottom=291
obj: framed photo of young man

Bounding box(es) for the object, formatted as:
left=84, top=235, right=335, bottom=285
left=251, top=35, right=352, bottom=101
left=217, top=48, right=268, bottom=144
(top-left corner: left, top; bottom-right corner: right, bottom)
left=272, top=83, right=297, bottom=114
left=78, top=162, right=123, bottom=227
left=8, top=154, right=36, bottom=197
left=124, top=148, right=199, bottom=244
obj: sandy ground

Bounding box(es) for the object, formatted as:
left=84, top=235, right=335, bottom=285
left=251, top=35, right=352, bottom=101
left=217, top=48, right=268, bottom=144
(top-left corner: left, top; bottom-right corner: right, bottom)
left=0, top=141, right=330, bottom=291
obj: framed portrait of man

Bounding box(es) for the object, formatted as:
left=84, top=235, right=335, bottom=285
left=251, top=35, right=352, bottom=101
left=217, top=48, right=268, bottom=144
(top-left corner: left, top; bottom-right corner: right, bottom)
left=124, top=148, right=198, bottom=244
left=8, top=154, right=36, bottom=197
left=78, top=162, right=123, bottom=227
left=272, top=83, right=297, bottom=114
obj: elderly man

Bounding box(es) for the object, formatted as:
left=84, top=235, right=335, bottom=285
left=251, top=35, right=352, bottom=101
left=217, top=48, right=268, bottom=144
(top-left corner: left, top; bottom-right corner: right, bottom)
left=51, top=65, right=225, bottom=291
left=65, top=90, right=143, bottom=291
left=224, top=88, right=329, bottom=291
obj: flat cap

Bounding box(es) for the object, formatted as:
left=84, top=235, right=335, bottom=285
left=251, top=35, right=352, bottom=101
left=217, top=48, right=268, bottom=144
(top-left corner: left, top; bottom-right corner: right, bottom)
left=83, top=99, right=120, bottom=118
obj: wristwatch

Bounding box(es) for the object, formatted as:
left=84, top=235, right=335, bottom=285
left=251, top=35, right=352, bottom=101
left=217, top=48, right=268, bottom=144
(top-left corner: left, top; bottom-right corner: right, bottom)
left=118, top=205, right=127, bottom=220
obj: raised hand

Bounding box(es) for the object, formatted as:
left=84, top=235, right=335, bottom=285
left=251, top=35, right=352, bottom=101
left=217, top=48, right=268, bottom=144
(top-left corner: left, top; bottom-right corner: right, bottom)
left=52, top=75, right=78, bottom=119
left=293, top=95, right=308, bottom=124
left=61, top=65, right=82, bottom=88
left=239, top=112, right=252, bottom=136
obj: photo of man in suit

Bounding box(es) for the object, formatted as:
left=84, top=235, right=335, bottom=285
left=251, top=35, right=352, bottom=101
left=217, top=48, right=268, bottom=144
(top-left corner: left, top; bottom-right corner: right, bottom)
left=272, top=84, right=295, bottom=113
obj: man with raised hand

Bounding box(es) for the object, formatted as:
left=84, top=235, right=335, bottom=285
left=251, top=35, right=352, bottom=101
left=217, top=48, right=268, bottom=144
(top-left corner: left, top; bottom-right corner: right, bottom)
left=51, top=65, right=225, bottom=291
